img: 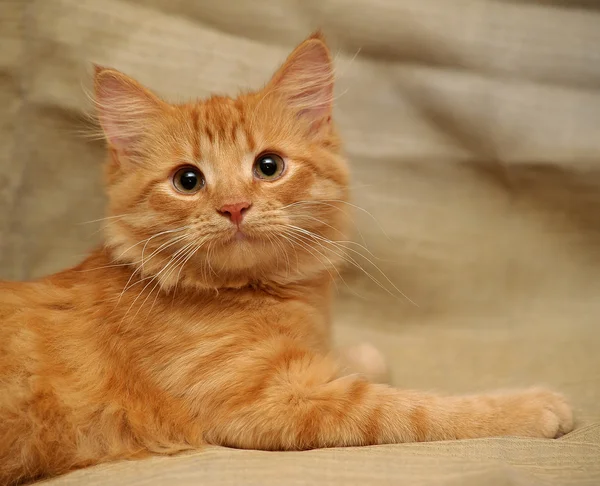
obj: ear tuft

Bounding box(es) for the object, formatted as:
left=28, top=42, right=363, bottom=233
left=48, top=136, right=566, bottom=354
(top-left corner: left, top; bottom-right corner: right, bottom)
left=267, top=32, right=334, bottom=130
left=94, top=67, right=163, bottom=154
left=307, top=29, right=326, bottom=43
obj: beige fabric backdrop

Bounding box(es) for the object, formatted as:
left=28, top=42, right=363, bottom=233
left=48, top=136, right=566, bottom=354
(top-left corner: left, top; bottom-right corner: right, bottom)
left=2, top=0, right=600, bottom=484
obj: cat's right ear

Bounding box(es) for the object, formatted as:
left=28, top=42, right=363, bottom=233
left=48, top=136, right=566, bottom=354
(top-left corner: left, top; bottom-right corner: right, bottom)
left=94, top=66, right=164, bottom=155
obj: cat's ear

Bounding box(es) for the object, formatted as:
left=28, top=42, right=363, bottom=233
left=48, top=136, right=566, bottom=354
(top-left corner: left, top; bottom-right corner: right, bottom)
left=267, top=31, right=334, bottom=131
left=94, top=66, right=164, bottom=154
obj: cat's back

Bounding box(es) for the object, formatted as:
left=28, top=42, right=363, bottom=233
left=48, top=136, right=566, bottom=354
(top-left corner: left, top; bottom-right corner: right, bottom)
left=0, top=271, right=75, bottom=332
left=0, top=279, right=46, bottom=351
left=0, top=250, right=118, bottom=427
left=0, top=279, right=30, bottom=318
left=0, top=279, right=65, bottom=379
left=0, top=278, right=55, bottom=424
left=0, top=249, right=112, bottom=357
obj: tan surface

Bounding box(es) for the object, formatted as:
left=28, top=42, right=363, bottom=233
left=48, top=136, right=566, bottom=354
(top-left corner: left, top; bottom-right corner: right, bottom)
left=3, top=0, right=600, bottom=484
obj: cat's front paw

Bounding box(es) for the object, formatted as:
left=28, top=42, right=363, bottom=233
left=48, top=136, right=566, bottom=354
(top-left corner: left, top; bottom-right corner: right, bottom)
left=503, top=387, right=574, bottom=438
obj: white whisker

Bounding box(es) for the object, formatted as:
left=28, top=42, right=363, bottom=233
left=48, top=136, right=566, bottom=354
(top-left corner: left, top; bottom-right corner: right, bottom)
left=171, top=239, right=208, bottom=303
left=123, top=241, right=196, bottom=326
left=281, top=231, right=339, bottom=290
left=280, top=200, right=369, bottom=247
left=141, top=226, right=192, bottom=270
left=146, top=241, right=200, bottom=317
left=77, top=214, right=131, bottom=225
left=284, top=225, right=417, bottom=306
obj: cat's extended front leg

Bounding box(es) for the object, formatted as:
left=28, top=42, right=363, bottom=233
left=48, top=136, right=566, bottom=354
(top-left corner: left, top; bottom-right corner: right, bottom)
left=202, top=345, right=573, bottom=450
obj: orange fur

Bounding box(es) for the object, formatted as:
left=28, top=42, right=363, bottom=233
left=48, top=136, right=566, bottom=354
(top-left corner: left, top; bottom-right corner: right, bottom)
left=0, top=33, right=573, bottom=485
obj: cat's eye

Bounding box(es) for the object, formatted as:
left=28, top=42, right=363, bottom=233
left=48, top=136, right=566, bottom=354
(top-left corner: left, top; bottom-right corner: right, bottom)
left=253, top=153, right=285, bottom=181
left=172, top=166, right=205, bottom=194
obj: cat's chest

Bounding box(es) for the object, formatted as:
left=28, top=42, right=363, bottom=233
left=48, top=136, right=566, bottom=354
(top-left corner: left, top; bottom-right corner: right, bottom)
left=121, top=290, right=328, bottom=390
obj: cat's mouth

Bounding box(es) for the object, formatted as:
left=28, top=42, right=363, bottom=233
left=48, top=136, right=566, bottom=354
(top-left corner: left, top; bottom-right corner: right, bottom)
left=222, top=227, right=257, bottom=245
left=220, top=225, right=274, bottom=247
left=234, top=230, right=248, bottom=241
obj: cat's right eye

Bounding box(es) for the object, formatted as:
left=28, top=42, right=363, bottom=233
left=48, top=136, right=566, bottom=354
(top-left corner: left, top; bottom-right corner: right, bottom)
left=172, top=166, right=205, bottom=194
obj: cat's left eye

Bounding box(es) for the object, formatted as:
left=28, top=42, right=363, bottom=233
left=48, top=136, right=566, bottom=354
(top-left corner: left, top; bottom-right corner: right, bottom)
left=253, top=153, right=285, bottom=181
left=172, top=166, right=205, bottom=194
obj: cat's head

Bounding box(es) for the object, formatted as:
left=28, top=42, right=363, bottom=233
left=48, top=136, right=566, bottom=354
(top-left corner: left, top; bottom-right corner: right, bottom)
left=95, top=32, right=350, bottom=290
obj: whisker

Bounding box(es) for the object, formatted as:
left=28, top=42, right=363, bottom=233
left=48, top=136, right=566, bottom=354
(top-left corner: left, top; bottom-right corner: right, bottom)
left=284, top=225, right=417, bottom=306
left=140, top=226, right=192, bottom=269
left=113, top=231, right=192, bottom=310
left=146, top=241, right=201, bottom=317
left=281, top=200, right=370, bottom=247
left=110, top=235, right=191, bottom=307
left=273, top=231, right=299, bottom=274
left=77, top=261, right=136, bottom=273
left=141, top=234, right=191, bottom=269
left=172, top=240, right=206, bottom=301
left=288, top=228, right=386, bottom=299
left=270, top=230, right=293, bottom=275
left=282, top=229, right=369, bottom=300
left=206, top=241, right=217, bottom=278
left=112, top=226, right=190, bottom=265
left=123, top=241, right=196, bottom=326
left=78, top=232, right=192, bottom=274
left=280, top=231, right=339, bottom=289
left=264, top=233, right=281, bottom=272
left=287, top=212, right=347, bottom=239
left=284, top=212, right=379, bottom=260
left=77, top=214, right=131, bottom=225
left=319, top=199, right=391, bottom=241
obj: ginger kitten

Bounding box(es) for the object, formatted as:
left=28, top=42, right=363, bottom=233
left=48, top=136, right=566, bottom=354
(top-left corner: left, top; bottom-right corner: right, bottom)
left=0, top=33, right=573, bottom=485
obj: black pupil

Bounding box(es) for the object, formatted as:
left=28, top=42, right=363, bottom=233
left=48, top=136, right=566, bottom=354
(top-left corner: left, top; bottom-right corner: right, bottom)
left=259, top=157, right=278, bottom=177
left=179, top=171, right=198, bottom=190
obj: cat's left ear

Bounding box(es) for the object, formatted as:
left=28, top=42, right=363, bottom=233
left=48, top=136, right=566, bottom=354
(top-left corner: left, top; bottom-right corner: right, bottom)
left=267, top=31, right=334, bottom=133
left=94, top=66, right=165, bottom=156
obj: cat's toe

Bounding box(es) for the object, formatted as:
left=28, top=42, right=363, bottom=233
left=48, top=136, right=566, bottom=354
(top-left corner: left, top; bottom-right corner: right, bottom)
left=543, top=391, right=574, bottom=437
left=526, top=388, right=574, bottom=438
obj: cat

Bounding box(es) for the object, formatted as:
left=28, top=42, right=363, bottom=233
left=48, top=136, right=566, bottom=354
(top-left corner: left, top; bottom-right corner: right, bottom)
left=0, top=32, right=573, bottom=485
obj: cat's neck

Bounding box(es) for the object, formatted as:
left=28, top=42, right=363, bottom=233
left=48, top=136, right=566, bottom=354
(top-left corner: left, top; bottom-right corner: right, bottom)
left=71, top=246, right=335, bottom=302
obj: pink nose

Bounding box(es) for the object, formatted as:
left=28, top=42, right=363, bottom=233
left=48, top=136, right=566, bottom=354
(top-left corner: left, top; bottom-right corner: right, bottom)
left=218, top=201, right=251, bottom=225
